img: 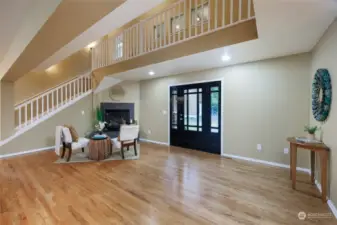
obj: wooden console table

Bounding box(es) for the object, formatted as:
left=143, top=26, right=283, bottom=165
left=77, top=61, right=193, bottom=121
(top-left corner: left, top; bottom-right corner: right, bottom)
left=287, top=137, right=329, bottom=202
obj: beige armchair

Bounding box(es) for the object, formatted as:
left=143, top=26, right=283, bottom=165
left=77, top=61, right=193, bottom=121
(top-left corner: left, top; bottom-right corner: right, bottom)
left=55, top=126, right=89, bottom=161
left=111, top=125, right=139, bottom=159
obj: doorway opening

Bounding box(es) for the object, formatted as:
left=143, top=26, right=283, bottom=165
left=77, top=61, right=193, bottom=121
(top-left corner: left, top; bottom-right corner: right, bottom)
left=169, top=80, right=222, bottom=154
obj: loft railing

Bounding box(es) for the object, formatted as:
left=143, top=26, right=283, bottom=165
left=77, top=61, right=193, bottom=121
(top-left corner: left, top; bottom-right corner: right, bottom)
left=14, top=73, right=92, bottom=131
left=92, top=0, right=255, bottom=70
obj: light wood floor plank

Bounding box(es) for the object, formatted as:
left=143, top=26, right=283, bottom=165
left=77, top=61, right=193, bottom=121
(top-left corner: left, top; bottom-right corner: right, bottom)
left=0, top=143, right=335, bottom=225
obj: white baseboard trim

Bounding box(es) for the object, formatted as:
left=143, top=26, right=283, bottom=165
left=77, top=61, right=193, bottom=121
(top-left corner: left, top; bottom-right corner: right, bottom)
left=328, top=200, right=337, bottom=219
left=0, top=146, right=54, bottom=159
left=221, top=153, right=311, bottom=174
left=315, top=180, right=337, bottom=219
left=139, top=138, right=169, bottom=146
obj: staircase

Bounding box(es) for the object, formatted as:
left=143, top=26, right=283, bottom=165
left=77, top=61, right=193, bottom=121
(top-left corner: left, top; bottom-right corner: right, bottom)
left=14, top=73, right=92, bottom=134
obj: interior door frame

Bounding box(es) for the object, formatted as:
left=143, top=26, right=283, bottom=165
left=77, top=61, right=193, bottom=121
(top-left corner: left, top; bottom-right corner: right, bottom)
left=168, top=78, right=224, bottom=155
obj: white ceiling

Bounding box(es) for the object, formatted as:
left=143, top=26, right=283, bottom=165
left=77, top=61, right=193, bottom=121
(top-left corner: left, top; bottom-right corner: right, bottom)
left=34, top=0, right=165, bottom=71
left=0, top=0, right=33, bottom=63
left=111, top=0, right=337, bottom=81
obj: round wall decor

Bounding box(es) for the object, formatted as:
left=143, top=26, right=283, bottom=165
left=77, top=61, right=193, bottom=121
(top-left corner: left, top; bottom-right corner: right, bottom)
left=312, top=69, right=332, bottom=122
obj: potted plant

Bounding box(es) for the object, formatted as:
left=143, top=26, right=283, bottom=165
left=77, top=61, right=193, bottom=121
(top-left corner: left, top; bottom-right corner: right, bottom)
left=304, top=125, right=318, bottom=140
left=95, top=107, right=106, bottom=134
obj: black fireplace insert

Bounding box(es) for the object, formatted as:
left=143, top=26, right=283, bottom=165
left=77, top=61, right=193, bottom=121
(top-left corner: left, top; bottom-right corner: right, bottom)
left=101, top=103, right=135, bottom=132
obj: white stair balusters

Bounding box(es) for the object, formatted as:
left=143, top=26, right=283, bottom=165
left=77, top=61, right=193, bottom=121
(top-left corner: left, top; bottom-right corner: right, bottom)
left=14, top=74, right=92, bottom=131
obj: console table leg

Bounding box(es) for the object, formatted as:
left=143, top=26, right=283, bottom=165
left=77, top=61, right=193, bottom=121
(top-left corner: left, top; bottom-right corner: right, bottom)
left=320, top=151, right=328, bottom=203
left=311, top=151, right=315, bottom=184
left=291, top=146, right=297, bottom=189
left=290, top=144, right=293, bottom=180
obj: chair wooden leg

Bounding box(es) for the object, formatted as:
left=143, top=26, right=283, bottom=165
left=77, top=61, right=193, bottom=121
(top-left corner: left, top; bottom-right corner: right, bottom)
left=121, top=147, right=125, bottom=159
left=110, top=141, right=112, bottom=156
left=127, top=146, right=129, bottom=151
left=121, top=142, right=125, bottom=159
left=134, top=140, right=137, bottom=156
left=82, top=147, right=84, bottom=153
left=66, top=146, right=72, bottom=162
left=61, top=144, right=66, bottom=158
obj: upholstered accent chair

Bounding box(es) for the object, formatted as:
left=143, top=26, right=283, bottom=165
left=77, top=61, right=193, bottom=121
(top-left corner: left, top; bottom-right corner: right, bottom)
left=55, top=126, right=89, bottom=161
left=111, top=125, right=139, bottom=159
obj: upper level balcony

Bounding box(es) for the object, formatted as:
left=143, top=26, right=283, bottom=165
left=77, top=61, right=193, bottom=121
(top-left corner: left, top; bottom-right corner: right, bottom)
left=92, top=0, right=257, bottom=77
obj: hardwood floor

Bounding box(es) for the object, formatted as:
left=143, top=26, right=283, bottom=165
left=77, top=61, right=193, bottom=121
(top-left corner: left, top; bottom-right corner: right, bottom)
left=0, top=143, right=335, bottom=225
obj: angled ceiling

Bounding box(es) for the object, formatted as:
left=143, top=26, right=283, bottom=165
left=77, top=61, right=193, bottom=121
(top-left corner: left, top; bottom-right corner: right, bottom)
left=110, top=0, right=337, bottom=81
left=34, top=0, right=165, bottom=72
left=0, top=0, right=33, bottom=63
left=2, top=0, right=125, bottom=82
left=0, top=0, right=62, bottom=80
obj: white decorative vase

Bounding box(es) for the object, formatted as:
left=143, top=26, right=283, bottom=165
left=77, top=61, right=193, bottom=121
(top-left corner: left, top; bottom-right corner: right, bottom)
left=307, top=133, right=315, bottom=140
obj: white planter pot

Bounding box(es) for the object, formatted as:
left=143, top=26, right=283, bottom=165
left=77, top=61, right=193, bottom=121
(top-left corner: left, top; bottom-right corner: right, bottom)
left=307, top=133, right=315, bottom=140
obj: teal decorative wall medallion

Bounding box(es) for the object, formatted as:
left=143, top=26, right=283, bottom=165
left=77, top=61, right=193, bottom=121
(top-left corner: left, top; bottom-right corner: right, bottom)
left=312, top=69, right=332, bottom=122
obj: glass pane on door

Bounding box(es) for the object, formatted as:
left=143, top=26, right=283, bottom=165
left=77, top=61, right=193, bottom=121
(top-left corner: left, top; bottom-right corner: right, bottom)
left=188, top=88, right=198, bottom=93
left=172, top=95, right=178, bottom=129
left=188, top=94, right=197, bottom=126
left=198, top=93, right=202, bottom=126
left=211, top=92, right=219, bottom=127
left=184, top=94, right=187, bottom=125
left=211, top=128, right=219, bottom=133
left=188, top=127, right=198, bottom=131
left=211, top=90, right=219, bottom=133
left=184, top=88, right=203, bottom=132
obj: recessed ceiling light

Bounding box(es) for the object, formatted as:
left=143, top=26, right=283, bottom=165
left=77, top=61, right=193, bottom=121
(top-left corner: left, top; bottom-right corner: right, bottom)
left=221, top=54, right=231, bottom=61
left=87, top=41, right=97, bottom=49
left=46, top=65, right=57, bottom=73
left=196, top=17, right=201, bottom=21
left=176, top=25, right=180, bottom=29
left=149, top=71, right=155, bottom=76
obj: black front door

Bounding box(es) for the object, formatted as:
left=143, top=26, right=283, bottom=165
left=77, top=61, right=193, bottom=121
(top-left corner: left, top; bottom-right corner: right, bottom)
left=170, top=81, right=221, bottom=154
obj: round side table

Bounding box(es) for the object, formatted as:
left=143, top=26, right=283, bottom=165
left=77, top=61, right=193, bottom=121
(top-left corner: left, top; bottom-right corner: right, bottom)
left=88, top=138, right=112, bottom=161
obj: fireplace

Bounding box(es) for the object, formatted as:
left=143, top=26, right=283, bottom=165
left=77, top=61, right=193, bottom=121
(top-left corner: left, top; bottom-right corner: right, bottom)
left=101, top=103, right=135, bottom=132
left=105, top=109, right=130, bottom=131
